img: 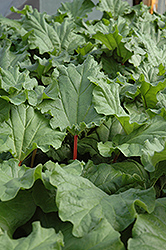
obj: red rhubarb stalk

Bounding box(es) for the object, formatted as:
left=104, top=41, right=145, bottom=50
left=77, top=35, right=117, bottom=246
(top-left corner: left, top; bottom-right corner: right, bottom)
left=73, top=135, right=78, bottom=160
left=18, top=161, right=22, bottom=166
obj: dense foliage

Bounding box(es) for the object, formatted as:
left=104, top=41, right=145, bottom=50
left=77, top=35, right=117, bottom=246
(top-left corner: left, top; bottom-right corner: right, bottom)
left=0, top=0, right=166, bottom=249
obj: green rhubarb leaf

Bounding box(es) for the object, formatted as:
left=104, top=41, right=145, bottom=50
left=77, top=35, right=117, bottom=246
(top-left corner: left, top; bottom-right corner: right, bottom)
left=130, top=26, right=166, bottom=67
left=26, top=55, right=53, bottom=79
left=0, top=159, right=43, bottom=201
left=76, top=42, right=94, bottom=56
left=38, top=56, right=105, bottom=135
left=93, top=27, right=122, bottom=51
left=98, top=116, right=166, bottom=171
left=44, top=159, right=83, bottom=178
left=45, top=161, right=155, bottom=236
left=136, top=64, right=166, bottom=108
left=10, top=5, right=33, bottom=15
left=61, top=219, right=125, bottom=250
left=91, top=77, right=143, bottom=134
left=46, top=143, right=72, bottom=163
left=32, top=179, right=58, bottom=213
left=78, top=117, right=123, bottom=164
left=101, top=55, right=127, bottom=79
left=93, top=26, right=132, bottom=63
left=0, top=15, right=27, bottom=36
left=0, top=221, right=64, bottom=250
left=4, top=92, right=27, bottom=105
left=0, top=190, right=36, bottom=237
left=0, top=66, right=38, bottom=105
left=83, top=160, right=149, bottom=194
left=0, top=99, right=10, bottom=122
left=97, top=0, right=132, bottom=19
left=128, top=198, right=166, bottom=250
left=0, top=104, right=66, bottom=162
left=0, top=40, right=29, bottom=70
left=22, top=10, right=85, bottom=54
left=91, top=77, right=126, bottom=116
left=58, top=0, right=95, bottom=19
left=149, top=91, right=166, bottom=119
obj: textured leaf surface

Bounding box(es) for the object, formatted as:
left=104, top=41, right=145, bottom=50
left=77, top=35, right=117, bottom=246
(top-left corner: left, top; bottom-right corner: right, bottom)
left=61, top=219, right=125, bottom=250
left=98, top=117, right=166, bottom=171
left=0, top=222, right=64, bottom=250
left=136, top=66, right=166, bottom=108
left=0, top=190, right=36, bottom=236
left=0, top=99, right=10, bottom=122
left=0, top=40, right=29, bottom=70
left=58, top=0, right=95, bottom=19
left=0, top=105, right=66, bottom=161
left=38, top=56, right=104, bottom=134
left=93, top=26, right=132, bottom=63
left=32, top=180, right=58, bottom=213
left=22, top=10, right=84, bottom=54
left=0, top=66, right=37, bottom=92
left=97, top=0, right=132, bottom=18
left=83, top=160, right=148, bottom=194
left=0, top=159, right=42, bottom=201
left=46, top=161, right=155, bottom=236
left=91, top=77, right=142, bottom=134
left=128, top=198, right=166, bottom=250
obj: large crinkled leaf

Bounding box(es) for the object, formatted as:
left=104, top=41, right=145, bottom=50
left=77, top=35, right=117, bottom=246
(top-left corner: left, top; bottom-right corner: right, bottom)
left=82, top=160, right=149, bottom=194
left=136, top=65, right=166, bottom=109
left=24, top=55, right=53, bottom=79
left=93, top=26, right=133, bottom=63
left=149, top=91, right=166, bottom=119
left=128, top=198, right=166, bottom=250
left=0, top=159, right=42, bottom=201
left=97, top=0, right=132, bottom=19
left=78, top=117, right=123, bottom=164
left=0, top=221, right=64, bottom=250
left=0, top=15, right=27, bottom=36
left=61, top=218, right=125, bottom=250
left=91, top=77, right=144, bottom=134
left=51, top=18, right=85, bottom=55
left=38, top=56, right=105, bottom=135
left=0, top=104, right=66, bottom=162
left=0, top=40, right=29, bottom=70
left=45, top=161, right=155, bottom=236
left=129, top=27, right=166, bottom=67
left=58, top=0, right=95, bottom=19
left=22, top=9, right=85, bottom=54
left=91, top=77, right=126, bottom=116
left=0, top=190, right=36, bottom=237
left=0, top=66, right=38, bottom=105
left=98, top=116, right=166, bottom=172
left=0, top=66, right=38, bottom=93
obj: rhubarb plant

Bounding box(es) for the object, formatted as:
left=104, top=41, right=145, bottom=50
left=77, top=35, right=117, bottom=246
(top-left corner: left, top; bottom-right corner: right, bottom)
left=0, top=0, right=166, bottom=249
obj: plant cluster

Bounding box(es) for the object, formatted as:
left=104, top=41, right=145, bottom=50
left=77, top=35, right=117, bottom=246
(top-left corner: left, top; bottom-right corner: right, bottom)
left=0, top=0, right=166, bottom=249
